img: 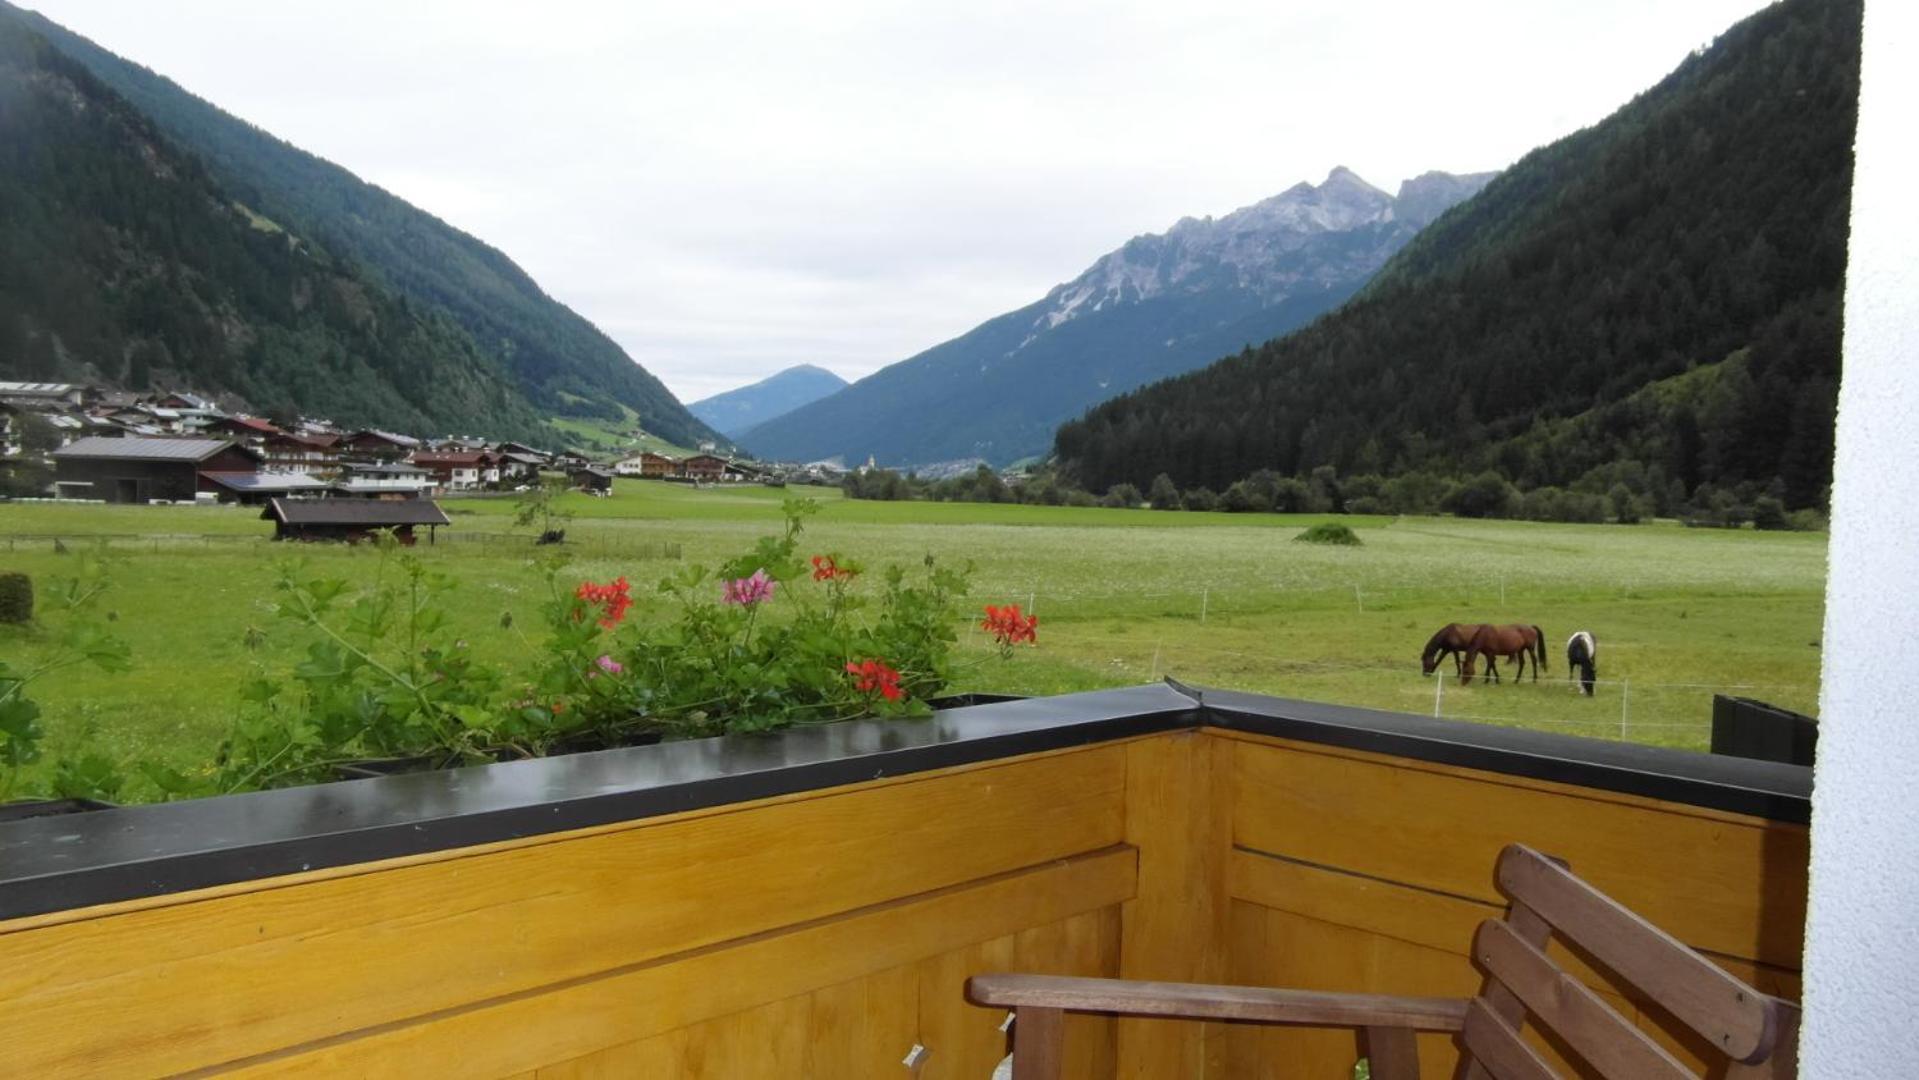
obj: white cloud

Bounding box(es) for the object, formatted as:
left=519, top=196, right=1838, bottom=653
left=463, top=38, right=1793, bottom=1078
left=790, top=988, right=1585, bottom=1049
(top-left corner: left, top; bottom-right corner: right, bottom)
left=25, top=0, right=1768, bottom=402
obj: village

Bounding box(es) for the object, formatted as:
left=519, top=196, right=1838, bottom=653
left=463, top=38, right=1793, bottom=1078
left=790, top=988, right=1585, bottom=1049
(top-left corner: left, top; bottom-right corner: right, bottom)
left=0, top=380, right=843, bottom=542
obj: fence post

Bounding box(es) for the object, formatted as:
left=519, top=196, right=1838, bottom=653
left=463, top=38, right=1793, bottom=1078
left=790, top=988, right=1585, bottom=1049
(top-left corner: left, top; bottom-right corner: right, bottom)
left=1200, top=587, right=1209, bottom=624
left=1150, top=643, right=1161, bottom=681
left=1354, top=585, right=1364, bottom=613
left=1433, top=670, right=1445, bottom=718
left=1028, top=589, right=1036, bottom=616
left=1619, top=680, right=1630, bottom=740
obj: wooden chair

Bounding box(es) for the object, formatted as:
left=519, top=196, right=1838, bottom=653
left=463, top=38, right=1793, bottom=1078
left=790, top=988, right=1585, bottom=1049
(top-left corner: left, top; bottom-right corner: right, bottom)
left=967, top=843, right=1798, bottom=1079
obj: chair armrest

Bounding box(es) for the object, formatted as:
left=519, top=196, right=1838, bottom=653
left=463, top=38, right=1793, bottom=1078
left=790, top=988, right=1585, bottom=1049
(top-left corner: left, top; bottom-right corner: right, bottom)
left=967, top=974, right=1468, bottom=1031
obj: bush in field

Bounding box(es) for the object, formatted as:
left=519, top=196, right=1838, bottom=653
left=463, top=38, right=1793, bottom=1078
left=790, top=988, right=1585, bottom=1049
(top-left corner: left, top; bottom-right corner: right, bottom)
left=1751, top=496, right=1791, bottom=530
left=1181, top=486, right=1219, bottom=512
left=1345, top=495, right=1385, bottom=515
left=0, top=573, right=30, bottom=624
left=1444, top=472, right=1519, bottom=519
left=1063, top=489, right=1098, bottom=508
left=1220, top=480, right=1271, bottom=513
left=1147, top=473, right=1180, bottom=510
left=1100, top=482, right=1142, bottom=509
left=1787, top=508, right=1827, bottom=532
left=1293, top=523, right=1362, bottom=546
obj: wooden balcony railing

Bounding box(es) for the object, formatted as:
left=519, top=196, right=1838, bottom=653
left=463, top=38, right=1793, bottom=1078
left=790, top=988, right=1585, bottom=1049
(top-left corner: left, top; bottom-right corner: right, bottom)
left=0, top=684, right=1808, bottom=1078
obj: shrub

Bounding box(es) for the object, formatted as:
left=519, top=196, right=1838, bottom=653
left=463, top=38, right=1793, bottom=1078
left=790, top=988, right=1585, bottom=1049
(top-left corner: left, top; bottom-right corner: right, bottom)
left=1787, top=508, right=1828, bottom=532
left=1181, top=487, right=1220, bottom=512
left=1100, top=482, right=1142, bottom=509
left=1063, top=489, right=1098, bottom=508
left=1751, top=496, right=1791, bottom=530
left=0, top=573, right=29, bottom=624
left=1220, top=480, right=1271, bottom=513
left=1443, top=472, right=1519, bottom=519
left=1345, top=495, right=1385, bottom=515
left=1293, top=523, right=1362, bottom=546
left=1147, top=473, right=1181, bottom=510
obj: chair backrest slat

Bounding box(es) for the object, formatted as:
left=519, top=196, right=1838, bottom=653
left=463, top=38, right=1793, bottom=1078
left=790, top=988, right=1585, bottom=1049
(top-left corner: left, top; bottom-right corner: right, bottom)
left=1474, top=918, right=1695, bottom=1080
left=1495, top=844, right=1779, bottom=1064
left=1460, top=999, right=1560, bottom=1080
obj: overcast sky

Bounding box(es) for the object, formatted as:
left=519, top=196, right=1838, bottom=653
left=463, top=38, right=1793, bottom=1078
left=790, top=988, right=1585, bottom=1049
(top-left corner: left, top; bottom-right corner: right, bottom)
left=29, top=0, right=1768, bottom=403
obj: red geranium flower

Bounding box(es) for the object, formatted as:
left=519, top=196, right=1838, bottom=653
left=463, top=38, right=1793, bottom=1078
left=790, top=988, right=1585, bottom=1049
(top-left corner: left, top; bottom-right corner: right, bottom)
left=844, top=658, right=903, bottom=701
left=574, top=577, right=633, bottom=629
left=811, top=554, right=857, bottom=582
left=980, top=603, right=1038, bottom=647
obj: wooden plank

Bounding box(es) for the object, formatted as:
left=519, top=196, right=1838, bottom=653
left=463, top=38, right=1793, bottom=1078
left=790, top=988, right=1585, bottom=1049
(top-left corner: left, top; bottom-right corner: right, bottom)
left=1232, top=739, right=1807, bottom=967
left=0, top=745, right=1126, bottom=1078
left=216, top=848, right=1134, bottom=1077
left=1014, top=908, right=1122, bottom=1079
left=1474, top=918, right=1693, bottom=1080
left=1011, top=1007, right=1066, bottom=1080
left=1117, top=731, right=1234, bottom=1078
left=803, top=962, right=920, bottom=1078
left=1497, top=845, right=1779, bottom=1063
left=1460, top=1000, right=1558, bottom=1080
left=1365, top=1026, right=1421, bottom=1080
left=970, top=974, right=1468, bottom=1030
left=534, top=1030, right=686, bottom=1079
left=0, top=737, right=1163, bottom=940
left=918, top=932, right=1017, bottom=1080
left=679, top=994, right=811, bottom=1078
left=1206, top=726, right=1796, bottom=828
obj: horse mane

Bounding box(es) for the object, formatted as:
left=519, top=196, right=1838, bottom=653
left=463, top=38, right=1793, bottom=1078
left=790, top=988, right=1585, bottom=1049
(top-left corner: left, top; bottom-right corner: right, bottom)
left=1420, top=626, right=1451, bottom=665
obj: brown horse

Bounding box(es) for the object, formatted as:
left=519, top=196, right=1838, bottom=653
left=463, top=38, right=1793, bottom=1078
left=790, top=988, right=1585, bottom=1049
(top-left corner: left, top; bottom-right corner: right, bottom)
left=1420, top=623, right=1486, bottom=676
left=1460, top=624, right=1547, bottom=685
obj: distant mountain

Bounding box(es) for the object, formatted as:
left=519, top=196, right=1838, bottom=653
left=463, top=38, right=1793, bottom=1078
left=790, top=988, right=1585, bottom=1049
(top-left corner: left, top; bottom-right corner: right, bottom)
left=689, top=364, right=848, bottom=439
left=741, top=167, right=1494, bottom=467
left=1055, top=0, right=1857, bottom=512
left=1, top=1, right=723, bottom=449
left=0, top=17, right=550, bottom=439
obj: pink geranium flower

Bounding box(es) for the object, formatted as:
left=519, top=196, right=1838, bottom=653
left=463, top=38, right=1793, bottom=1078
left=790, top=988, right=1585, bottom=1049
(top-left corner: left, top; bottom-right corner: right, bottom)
left=721, top=568, right=777, bottom=607
left=594, top=654, right=624, bottom=676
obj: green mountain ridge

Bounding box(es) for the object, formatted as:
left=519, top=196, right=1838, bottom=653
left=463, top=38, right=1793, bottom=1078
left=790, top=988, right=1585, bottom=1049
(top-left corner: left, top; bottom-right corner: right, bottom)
left=690, top=364, right=848, bottom=439
left=1054, top=0, right=1856, bottom=512
left=0, top=18, right=551, bottom=440
left=2, top=1, right=722, bottom=448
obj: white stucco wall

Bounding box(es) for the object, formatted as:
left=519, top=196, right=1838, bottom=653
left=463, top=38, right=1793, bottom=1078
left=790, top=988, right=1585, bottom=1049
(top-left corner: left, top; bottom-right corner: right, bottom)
left=1800, top=0, right=1919, bottom=1072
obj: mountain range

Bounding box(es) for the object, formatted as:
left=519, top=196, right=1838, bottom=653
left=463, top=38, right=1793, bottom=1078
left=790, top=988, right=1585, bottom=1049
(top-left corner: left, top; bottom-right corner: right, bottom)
left=1054, top=0, right=1857, bottom=512
left=741, top=167, right=1493, bottom=467
left=689, top=365, right=848, bottom=440
left=0, top=2, right=721, bottom=448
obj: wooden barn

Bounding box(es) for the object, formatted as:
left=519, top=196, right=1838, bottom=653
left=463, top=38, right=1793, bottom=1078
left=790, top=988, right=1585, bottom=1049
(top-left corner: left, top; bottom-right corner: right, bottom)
left=569, top=465, right=615, bottom=494
left=51, top=436, right=260, bottom=503
left=262, top=498, right=450, bottom=544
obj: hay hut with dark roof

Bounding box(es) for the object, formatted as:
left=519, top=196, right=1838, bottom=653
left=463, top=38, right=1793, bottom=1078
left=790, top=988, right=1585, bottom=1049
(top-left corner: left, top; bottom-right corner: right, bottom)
left=262, top=498, right=450, bottom=545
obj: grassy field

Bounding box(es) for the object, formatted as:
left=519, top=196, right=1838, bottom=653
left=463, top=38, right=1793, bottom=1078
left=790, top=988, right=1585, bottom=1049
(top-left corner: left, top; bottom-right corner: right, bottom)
left=1, top=481, right=1826, bottom=799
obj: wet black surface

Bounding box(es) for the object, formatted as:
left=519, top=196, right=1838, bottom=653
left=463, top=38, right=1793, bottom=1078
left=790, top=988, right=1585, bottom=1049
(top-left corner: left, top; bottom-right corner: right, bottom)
left=0, top=682, right=1810, bottom=920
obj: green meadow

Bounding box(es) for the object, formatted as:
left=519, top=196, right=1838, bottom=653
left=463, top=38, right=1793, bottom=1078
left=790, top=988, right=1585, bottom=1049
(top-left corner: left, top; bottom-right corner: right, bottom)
left=1, top=480, right=1826, bottom=799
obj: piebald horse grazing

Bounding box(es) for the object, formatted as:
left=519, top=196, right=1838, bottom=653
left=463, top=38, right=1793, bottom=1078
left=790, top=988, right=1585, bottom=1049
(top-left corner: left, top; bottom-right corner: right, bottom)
left=1420, top=623, right=1486, bottom=677
left=1566, top=631, right=1598, bottom=695
left=1460, top=624, right=1547, bottom=685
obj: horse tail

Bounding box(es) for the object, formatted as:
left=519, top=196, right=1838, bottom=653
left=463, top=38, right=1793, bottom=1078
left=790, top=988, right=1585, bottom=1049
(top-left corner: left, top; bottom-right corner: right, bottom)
left=1532, top=626, right=1547, bottom=671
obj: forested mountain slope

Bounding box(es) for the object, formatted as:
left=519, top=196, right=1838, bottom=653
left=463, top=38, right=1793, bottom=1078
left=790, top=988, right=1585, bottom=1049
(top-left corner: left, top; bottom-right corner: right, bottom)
left=1055, top=0, right=1857, bottom=512
left=3, top=1, right=722, bottom=448
left=0, top=18, right=549, bottom=439
left=743, top=168, right=1492, bottom=467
